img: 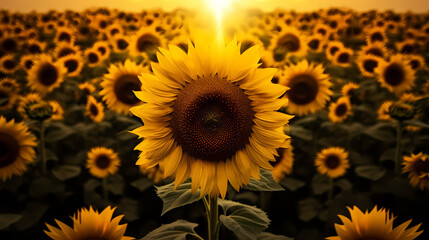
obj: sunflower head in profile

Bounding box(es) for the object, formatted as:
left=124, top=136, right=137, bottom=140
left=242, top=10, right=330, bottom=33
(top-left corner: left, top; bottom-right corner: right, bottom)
left=86, top=96, right=104, bottom=123
left=315, top=147, right=349, bottom=179
left=328, top=97, right=352, bottom=123
left=375, top=55, right=415, bottom=95
left=44, top=206, right=134, bottom=240
left=327, top=206, right=423, bottom=240
left=28, top=54, right=66, bottom=95
left=0, top=117, right=37, bottom=181
left=60, top=54, right=83, bottom=77
left=271, top=139, right=294, bottom=182
left=100, top=59, right=146, bottom=114
left=378, top=100, right=393, bottom=121
left=403, top=152, right=429, bottom=190
left=131, top=37, right=292, bottom=198
left=357, top=54, right=381, bottom=77
left=279, top=60, right=332, bottom=116
left=0, top=54, right=18, bottom=74
left=86, top=147, right=120, bottom=178
left=130, top=26, right=165, bottom=57
left=341, top=82, right=359, bottom=101
left=48, top=100, right=64, bottom=121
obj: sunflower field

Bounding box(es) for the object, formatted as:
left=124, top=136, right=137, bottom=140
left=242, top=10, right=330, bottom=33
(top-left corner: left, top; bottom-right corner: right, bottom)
left=0, top=4, right=429, bottom=240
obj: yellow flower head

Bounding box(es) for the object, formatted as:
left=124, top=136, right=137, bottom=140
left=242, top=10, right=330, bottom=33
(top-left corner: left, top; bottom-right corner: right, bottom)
left=315, top=147, right=349, bottom=178
left=328, top=97, right=352, bottom=123
left=86, top=96, right=105, bottom=123
left=403, top=152, right=429, bottom=191
left=271, top=139, right=294, bottom=182
left=27, top=54, right=66, bottom=95
left=375, top=55, right=415, bottom=95
left=86, top=147, right=120, bottom=178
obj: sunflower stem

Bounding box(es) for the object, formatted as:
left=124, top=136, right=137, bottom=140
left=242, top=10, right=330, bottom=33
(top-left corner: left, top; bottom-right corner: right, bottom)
left=394, top=122, right=404, bottom=175
left=207, top=196, right=219, bottom=240
left=39, top=120, right=47, bottom=174
left=102, top=177, right=108, bottom=201
left=328, top=177, right=334, bottom=202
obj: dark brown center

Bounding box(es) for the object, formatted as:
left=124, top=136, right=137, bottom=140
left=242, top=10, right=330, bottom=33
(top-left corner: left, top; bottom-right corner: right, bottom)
left=58, top=32, right=72, bottom=42
left=3, top=59, right=16, bottom=70
left=337, top=52, right=350, bottom=63
left=287, top=74, right=319, bottom=105
left=335, top=103, right=347, bottom=116
left=325, top=154, right=340, bottom=169
left=28, top=44, right=42, bottom=54
left=117, top=39, right=129, bottom=50
left=363, top=59, right=378, bottom=73
left=308, top=39, right=320, bottom=50
left=414, top=158, right=429, bottom=175
left=97, top=46, right=107, bottom=56
left=24, top=60, right=34, bottom=70
left=383, top=63, right=405, bottom=86
left=136, top=33, right=160, bottom=53
left=2, top=38, right=17, bottom=52
left=365, top=48, right=383, bottom=58
left=370, top=32, right=384, bottom=43
left=277, top=33, right=300, bottom=52
left=170, top=76, right=254, bottom=162
left=88, top=52, right=99, bottom=64
left=64, top=59, right=78, bottom=73
left=58, top=47, right=76, bottom=58
left=113, top=74, right=141, bottom=105
left=0, top=132, right=19, bottom=168
left=410, top=60, right=420, bottom=70
left=317, top=28, right=327, bottom=36
left=37, top=63, right=59, bottom=86
left=400, top=44, right=414, bottom=54
left=90, top=103, right=99, bottom=116
left=110, top=28, right=119, bottom=36
left=95, top=154, right=110, bottom=169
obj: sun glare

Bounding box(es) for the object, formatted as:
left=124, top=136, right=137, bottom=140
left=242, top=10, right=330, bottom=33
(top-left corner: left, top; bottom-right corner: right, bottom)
left=206, top=0, right=233, bottom=29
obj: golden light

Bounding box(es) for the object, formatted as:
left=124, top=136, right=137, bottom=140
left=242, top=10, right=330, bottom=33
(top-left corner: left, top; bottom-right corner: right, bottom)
left=206, top=0, right=233, bottom=29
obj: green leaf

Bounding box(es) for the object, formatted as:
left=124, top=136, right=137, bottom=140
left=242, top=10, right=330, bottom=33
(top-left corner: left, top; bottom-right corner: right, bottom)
left=156, top=178, right=201, bottom=216
left=218, top=199, right=270, bottom=240
left=312, top=174, right=330, bottom=195
left=0, top=214, right=22, bottom=230
left=15, top=202, right=48, bottom=231
left=355, top=165, right=387, bottom=181
left=298, top=198, right=320, bottom=222
left=106, top=174, right=125, bottom=195
left=280, top=177, right=305, bottom=192
left=362, top=122, right=395, bottom=142
left=131, top=178, right=153, bottom=192
left=45, top=123, right=75, bottom=142
left=140, top=220, right=200, bottom=240
left=244, top=168, right=284, bottom=191
left=257, top=232, right=294, bottom=240
left=404, top=119, right=429, bottom=129
left=289, top=126, right=312, bottom=141
left=380, top=149, right=396, bottom=162
left=52, top=165, right=81, bottom=181
left=118, top=198, right=139, bottom=222
left=29, top=177, right=64, bottom=198
left=335, top=179, right=353, bottom=192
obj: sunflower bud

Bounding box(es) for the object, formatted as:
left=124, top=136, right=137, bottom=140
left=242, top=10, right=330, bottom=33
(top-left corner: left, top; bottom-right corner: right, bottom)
left=25, top=101, right=53, bottom=121
left=388, top=101, right=415, bottom=121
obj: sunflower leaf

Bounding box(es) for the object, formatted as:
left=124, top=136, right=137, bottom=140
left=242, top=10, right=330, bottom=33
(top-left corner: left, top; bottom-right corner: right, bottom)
left=280, top=177, right=306, bottom=192
left=361, top=122, right=395, bottom=142
left=218, top=199, right=270, bottom=240
left=140, top=220, right=200, bottom=240
left=51, top=165, right=81, bottom=181
left=355, top=165, right=387, bottom=181
left=130, top=178, right=153, bottom=192
left=244, top=168, right=284, bottom=192
left=403, top=119, right=429, bottom=129
left=0, top=214, right=22, bottom=230
left=257, top=232, right=294, bottom=240
left=156, top=178, right=201, bottom=216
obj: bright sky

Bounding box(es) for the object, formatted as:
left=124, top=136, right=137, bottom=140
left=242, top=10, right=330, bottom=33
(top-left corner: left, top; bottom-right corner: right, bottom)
left=1, top=0, right=429, bottom=13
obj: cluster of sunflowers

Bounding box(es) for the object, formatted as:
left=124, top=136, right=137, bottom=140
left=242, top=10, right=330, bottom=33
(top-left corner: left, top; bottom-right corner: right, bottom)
left=0, top=6, right=429, bottom=240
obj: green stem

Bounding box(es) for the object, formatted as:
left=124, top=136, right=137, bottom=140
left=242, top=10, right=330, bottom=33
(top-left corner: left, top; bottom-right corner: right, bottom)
left=39, top=120, right=47, bottom=174
left=328, top=177, right=334, bottom=202
left=394, top=122, right=403, bottom=175
left=208, top=197, right=219, bottom=240
left=102, top=177, right=108, bottom=201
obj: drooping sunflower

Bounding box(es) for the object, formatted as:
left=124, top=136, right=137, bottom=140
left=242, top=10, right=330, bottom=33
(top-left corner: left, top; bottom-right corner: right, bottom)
left=356, top=54, right=381, bottom=77
left=86, top=96, right=104, bottom=123
left=327, top=206, right=423, bottom=240
left=403, top=152, right=429, bottom=190
left=48, top=100, right=64, bottom=121
left=0, top=54, right=19, bottom=74
left=131, top=37, right=292, bottom=198
left=0, top=117, right=37, bottom=181
left=280, top=60, right=332, bottom=116
left=375, top=55, right=415, bottom=95
left=100, top=59, right=146, bottom=114
left=45, top=206, right=134, bottom=240
left=129, top=26, right=165, bottom=57
left=378, top=100, right=393, bottom=121
left=315, top=147, right=349, bottom=178
left=60, top=54, right=83, bottom=77
left=328, top=97, right=352, bottom=123
left=271, top=139, right=294, bottom=182
left=28, top=54, right=66, bottom=95
left=86, top=146, right=120, bottom=178
left=18, top=93, right=42, bottom=119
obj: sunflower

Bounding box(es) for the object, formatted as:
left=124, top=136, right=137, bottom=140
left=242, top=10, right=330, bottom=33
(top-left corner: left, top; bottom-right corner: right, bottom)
left=360, top=42, right=388, bottom=58
left=100, top=59, right=145, bottom=114
left=306, top=34, right=325, bottom=52
left=140, top=164, right=165, bottom=184
left=20, top=55, right=35, bottom=71
left=28, top=54, right=66, bottom=95
left=0, top=77, right=20, bottom=93
left=54, top=26, right=75, bottom=44
left=328, top=97, right=352, bottom=123
left=111, top=34, right=130, bottom=53
left=396, top=39, right=419, bottom=55
left=332, top=48, right=353, bottom=67
left=0, top=34, right=19, bottom=54
left=48, top=100, right=64, bottom=121
left=403, top=152, right=429, bottom=190
left=54, top=42, right=80, bottom=59
left=269, top=27, right=307, bottom=62
left=326, top=41, right=344, bottom=61
left=366, top=27, right=387, bottom=44
left=93, top=41, right=111, bottom=61
left=378, top=101, right=393, bottom=121
left=86, top=96, right=104, bottom=123
left=0, top=86, right=18, bottom=111
left=407, top=54, right=425, bottom=71
left=0, top=54, right=18, bottom=74
left=86, top=147, right=120, bottom=178
left=78, top=82, right=96, bottom=99
left=44, top=206, right=134, bottom=240
left=280, top=60, right=332, bottom=116
left=18, top=93, right=42, bottom=119
left=327, top=206, right=423, bottom=240
left=130, top=37, right=292, bottom=198
left=375, top=55, right=415, bottom=95
left=313, top=23, right=331, bottom=38
left=26, top=39, right=46, bottom=54
left=129, top=26, right=165, bottom=57
left=356, top=54, right=381, bottom=77
left=315, top=147, right=349, bottom=178
left=0, top=117, right=37, bottom=181
left=60, top=54, right=83, bottom=77
left=106, top=23, right=123, bottom=39
left=271, top=139, right=294, bottom=182
left=341, top=82, right=359, bottom=99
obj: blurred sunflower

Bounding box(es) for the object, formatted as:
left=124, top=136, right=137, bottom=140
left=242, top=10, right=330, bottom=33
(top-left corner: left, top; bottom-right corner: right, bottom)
left=28, top=54, right=66, bottom=95
left=129, top=26, right=164, bottom=57
left=270, top=27, right=307, bottom=62
left=271, top=139, right=294, bottom=182
left=280, top=60, right=332, bottom=116
left=111, top=34, right=130, bottom=53
left=326, top=41, right=344, bottom=60
left=26, top=39, right=46, bottom=54
left=341, top=82, right=359, bottom=99
left=0, top=86, right=18, bottom=111
left=0, top=34, right=19, bottom=54
left=0, top=77, right=20, bottom=92
left=60, top=54, right=83, bottom=77
left=48, top=100, right=64, bottom=120
left=106, top=23, right=123, bottom=39
left=378, top=101, right=393, bottom=121
left=84, top=48, right=102, bottom=67
left=396, top=39, right=419, bottom=55
left=366, top=27, right=387, bottom=44
left=327, top=206, right=422, bottom=240
left=54, top=42, right=80, bottom=59
left=54, top=26, right=75, bottom=44
left=140, top=164, right=165, bottom=184
left=328, top=97, right=352, bottom=122
left=100, top=59, right=145, bottom=114
left=93, top=41, right=111, bottom=61
left=315, top=147, right=349, bottom=178
left=78, top=82, right=96, bottom=99
left=407, top=55, right=425, bottom=71
left=86, top=96, right=104, bottom=123
left=86, top=147, right=120, bottom=178
left=403, top=152, right=429, bottom=190
left=131, top=38, right=292, bottom=198
left=0, top=54, right=18, bottom=74
left=306, top=34, right=325, bottom=52
left=0, top=117, right=37, bottom=181
left=356, top=54, right=381, bottom=77
left=332, top=48, right=353, bottom=67
left=375, top=55, right=415, bottom=95
left=313, top=23, right=331, bottom=38
left=20, top=55, right=35, bottom=71
left=360, top=42, right=388, bottom=58
left=18, top=93, right=42, bottom=119
left=45, top=206, right=133, bottom=240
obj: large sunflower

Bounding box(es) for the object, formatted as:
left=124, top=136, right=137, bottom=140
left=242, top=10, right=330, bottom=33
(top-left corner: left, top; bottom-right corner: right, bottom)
left=315, top=147, right=349, bottom=179
left=100, top=59, right=146, bottom=114
left=131, top=37, right=292, bottom=198
left=0, top=117, right=37, bottom=181
left=280, top=60, right=332, bottom=116
left=28, top=54, right=66, bottom=95
left=271, top=139, right=294, bottom=182
left=327, top=206, right=422, bottom=240
left=45, top=206, right=134, bottom=240
left=86, top=147, right=120, bottom=178
left=375, top=55, right=415, bottom=95
left=403, top=152, right=429, bottom=191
